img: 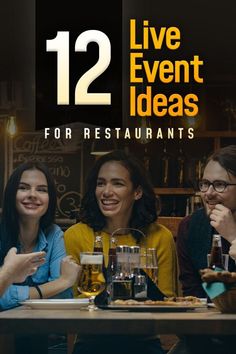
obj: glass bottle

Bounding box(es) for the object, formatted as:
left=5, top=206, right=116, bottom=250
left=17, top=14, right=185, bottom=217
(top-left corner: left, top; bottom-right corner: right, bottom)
left=209, top=234, right=224, bottom=270
left=176, top=143, right=185, bottom=187
left=106, top=236, right=117, bottom=285
left=193, top=193, right=203, bottom=212
left=111, top=245, right=132, bottom=300
left=170, top=197, right=177, bottom=217
left=185, top=197, right=190, bottom=216
left=160, top=141, right=170, bottom=187
left=195, top=155, right=207, bottom=181
left=143, top=147, right=150, bottom=172
left=94, top=235, right=105, bottom=273
left=94, top=235, right=103, bottom=253
left=195, top=159, right=202, bottom=181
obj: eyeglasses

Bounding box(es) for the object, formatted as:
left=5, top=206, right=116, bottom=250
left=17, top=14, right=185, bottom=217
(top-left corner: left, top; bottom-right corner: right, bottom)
left=198, top=179, right=236, bottom=193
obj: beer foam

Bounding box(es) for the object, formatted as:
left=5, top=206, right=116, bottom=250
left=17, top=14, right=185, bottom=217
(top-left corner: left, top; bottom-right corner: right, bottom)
left=80, top=254, right=103, bottom=264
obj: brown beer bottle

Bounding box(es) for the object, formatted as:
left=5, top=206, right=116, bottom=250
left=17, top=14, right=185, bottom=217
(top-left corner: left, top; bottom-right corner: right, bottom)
left=94, top=235, right=103, bottom=253
left=106, top=236, right=117, bottom=285
left=176, top=143, right=185, bottom=187
left=94, top=234, right=105, bottom=273
left=209, top=234, right=224, bottom=270
left=160, top=141, right=170, bottom=187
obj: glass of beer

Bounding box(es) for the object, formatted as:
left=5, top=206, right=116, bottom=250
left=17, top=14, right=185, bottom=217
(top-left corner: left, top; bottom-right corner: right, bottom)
left=78, top=252, right=106, bottom=310
left=146, top=248, right=158, bottom=284
left=142, top=248, right=158, bottom=284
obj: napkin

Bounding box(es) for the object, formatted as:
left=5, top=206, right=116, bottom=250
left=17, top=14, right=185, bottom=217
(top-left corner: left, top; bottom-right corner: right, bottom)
left=202, top=267, right=229, bottom=299
left=202, top=281, right=228, bottom=299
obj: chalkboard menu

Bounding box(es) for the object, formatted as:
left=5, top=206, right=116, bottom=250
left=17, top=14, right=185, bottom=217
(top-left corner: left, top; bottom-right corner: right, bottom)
left=11, top=131, right=82, bottom=221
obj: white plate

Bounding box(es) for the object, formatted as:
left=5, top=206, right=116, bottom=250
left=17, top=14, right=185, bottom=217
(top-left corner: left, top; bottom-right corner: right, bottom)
left=207, top=303, right=216, bottom=308
left=20, top=298, right=89, bottom=310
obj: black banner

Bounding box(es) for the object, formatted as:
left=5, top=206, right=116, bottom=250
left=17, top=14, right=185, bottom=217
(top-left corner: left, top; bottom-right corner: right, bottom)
left=36, top=0, right=122, bottom=129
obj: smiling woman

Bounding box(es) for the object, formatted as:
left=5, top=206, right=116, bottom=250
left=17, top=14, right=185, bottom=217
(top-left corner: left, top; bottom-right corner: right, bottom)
left=65, top=150, right=178, bottom=298
left=64, top=150, right=178, bottom=354
left=95, top=161, right=143, bottom=230
left=16, top=169, right=49, bottom=229
left=0, top=162, right=80, bottom=311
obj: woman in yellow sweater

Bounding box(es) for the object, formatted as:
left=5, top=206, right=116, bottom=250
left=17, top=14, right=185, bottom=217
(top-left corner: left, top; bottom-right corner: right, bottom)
left=65, top=150, right=178, bottom=354
left=64, top=150, right=178, bottom=298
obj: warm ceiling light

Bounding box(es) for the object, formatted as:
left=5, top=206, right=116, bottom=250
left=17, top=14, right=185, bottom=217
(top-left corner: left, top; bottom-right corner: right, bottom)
left=90, top=138, right=117, bottom=156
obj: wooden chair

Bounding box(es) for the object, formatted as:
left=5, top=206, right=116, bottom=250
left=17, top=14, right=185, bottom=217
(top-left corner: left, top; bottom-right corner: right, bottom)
left=158, top=216, right=184, bottom=241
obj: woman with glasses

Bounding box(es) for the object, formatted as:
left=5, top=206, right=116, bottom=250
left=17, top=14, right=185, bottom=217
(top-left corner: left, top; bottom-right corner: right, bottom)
left=176, top=144, right=236, bottom=298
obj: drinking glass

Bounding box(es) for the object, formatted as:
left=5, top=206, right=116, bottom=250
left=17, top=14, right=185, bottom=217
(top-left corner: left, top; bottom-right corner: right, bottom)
left=78, top=252, right=106, bottom=310
left=143, top=248, right=158, bottom=284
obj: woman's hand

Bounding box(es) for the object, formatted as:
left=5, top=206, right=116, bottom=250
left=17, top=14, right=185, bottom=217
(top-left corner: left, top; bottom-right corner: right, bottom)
left=60, top=255, right=81, bottom=287
left=3, top=247, right=46, bottom=283
left=29, top=255, right=80, bottom=299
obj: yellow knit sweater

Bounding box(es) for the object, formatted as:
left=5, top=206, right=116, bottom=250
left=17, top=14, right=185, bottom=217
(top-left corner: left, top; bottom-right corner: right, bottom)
left=64, top=222, right=178, bottom=298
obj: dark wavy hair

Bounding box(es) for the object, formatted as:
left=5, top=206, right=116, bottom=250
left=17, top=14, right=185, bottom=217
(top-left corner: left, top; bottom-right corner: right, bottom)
left=79, top=150, right=160, bottom=242
left=207, top=145, right=236, bottom=177
left=0, top=162, right=57, bottom=262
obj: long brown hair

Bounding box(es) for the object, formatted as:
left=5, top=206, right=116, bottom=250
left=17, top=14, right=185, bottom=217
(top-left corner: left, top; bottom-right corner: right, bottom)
left=79, top=150, right=160, bottom=242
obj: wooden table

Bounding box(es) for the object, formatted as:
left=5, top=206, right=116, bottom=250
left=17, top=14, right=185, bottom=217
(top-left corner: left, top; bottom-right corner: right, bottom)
left=0, top=306, right=236, bottom=336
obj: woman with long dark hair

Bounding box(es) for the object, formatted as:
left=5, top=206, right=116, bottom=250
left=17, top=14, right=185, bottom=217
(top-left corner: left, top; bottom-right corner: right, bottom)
left=65, top=150, right=178, bottom=354
left=0, top=162, right=79, bottom=310
left=65, top=150, right=178, bottom=298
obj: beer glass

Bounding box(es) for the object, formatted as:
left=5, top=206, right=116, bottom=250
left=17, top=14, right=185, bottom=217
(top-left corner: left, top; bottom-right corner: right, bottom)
left=78, top=252, right=106, bottom=310
left=144, top=248, right=158, bottom=284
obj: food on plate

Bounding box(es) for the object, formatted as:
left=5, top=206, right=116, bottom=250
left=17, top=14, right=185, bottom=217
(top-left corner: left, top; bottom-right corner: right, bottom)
left=112, top=296, right=203, bottom=306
